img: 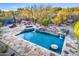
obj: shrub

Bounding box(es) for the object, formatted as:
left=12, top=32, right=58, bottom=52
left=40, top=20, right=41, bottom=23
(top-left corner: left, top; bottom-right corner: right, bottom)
left=0, top=45, right=8, bottom=53
left=0, top=16, right=10, bottom=23
left=0, top=29, right=3, bottom=33
left=41, top=16, right=51, bottom=26
left=73, top=21, right=79, bottom=39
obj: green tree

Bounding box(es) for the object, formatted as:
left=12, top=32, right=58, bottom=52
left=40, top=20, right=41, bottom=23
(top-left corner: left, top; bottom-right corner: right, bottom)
left=52, top=7, right=62, bottom=11
left=41, top=16, right=51, bottom=26
left=0, top=16, right=10, bottom=23
left=0, top=29, right=3, bottom=33
left=17, top=8, right=24, bottom=11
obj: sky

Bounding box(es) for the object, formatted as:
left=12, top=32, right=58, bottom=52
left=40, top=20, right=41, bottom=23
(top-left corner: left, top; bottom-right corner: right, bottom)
left=0, top=3, right=79, bottom=11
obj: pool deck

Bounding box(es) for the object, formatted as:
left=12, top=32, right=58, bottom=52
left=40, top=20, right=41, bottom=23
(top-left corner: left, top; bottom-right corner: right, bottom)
left=0, top=25, right=59, bottom=56
left=0, top=24, right=78, bottom=56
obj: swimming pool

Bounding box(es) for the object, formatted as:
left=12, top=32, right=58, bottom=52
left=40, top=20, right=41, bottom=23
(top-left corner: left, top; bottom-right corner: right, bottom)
left=16, top=30, right=64, bottom=54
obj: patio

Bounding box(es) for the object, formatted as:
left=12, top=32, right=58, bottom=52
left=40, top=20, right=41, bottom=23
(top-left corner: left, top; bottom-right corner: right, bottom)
left=0, top=23, right=78, bottom=56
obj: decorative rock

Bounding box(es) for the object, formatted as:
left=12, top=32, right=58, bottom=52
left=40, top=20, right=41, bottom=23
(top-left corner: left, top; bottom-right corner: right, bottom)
left=50, top=53, right=56, bottom=56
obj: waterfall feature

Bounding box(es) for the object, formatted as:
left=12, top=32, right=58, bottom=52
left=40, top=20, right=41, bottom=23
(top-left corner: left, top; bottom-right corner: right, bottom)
left=59, top=34, right=64, bottom=39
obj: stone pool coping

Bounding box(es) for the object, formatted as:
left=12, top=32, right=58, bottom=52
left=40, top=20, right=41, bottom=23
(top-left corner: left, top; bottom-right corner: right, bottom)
left=1, top=25, right=78, bottom=56
left=1, top=34, right=60, bottom=56
left=14, top=35, right=60, bottom=56
left=1, top=25, right=61, bottom=56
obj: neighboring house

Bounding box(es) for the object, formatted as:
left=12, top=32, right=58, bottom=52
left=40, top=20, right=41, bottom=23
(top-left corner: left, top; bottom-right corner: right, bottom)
left=0, top=14, right=3, bottom=17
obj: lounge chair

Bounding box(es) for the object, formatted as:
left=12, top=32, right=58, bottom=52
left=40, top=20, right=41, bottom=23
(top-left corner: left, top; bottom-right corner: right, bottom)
left=64, top=50, right=69, bottom=54
left=9, top=24, right=17, bottom=28
left=69, top=49, right=75, bottom=54
left=66, top=43, right=76, bottom=50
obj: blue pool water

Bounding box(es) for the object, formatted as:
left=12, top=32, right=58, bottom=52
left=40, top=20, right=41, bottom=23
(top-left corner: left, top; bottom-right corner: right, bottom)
left=16, top=31, right=64, bottom=54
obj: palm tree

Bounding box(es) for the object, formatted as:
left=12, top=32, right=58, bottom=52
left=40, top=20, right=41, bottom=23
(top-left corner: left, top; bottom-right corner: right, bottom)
left=9, top=10, right=16, bottom=24
left=9, top=11, right=17, bottom=28
left=13, top=13, right=16, bottom=24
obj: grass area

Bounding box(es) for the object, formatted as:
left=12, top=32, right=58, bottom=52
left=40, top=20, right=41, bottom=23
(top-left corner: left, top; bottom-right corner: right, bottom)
left=0, top=29, right=3, bottom=33
left=0, top=16, right=11, bottom=23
